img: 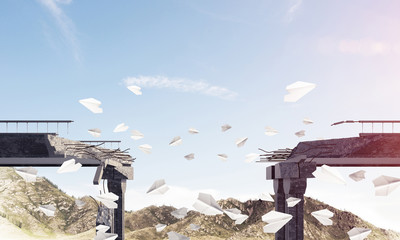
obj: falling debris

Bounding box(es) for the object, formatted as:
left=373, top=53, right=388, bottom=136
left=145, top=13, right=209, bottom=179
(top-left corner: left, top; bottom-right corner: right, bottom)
left=349, top=170, right=366, bottom=182
left=75, top=199, right=86, bottom=209
left=235, top=137, right=248, bottom=148
left=127, top=85, right=142, bottom=95
left=188, top=128, right=199, bottom=134
left=303, top=118, right=314, bottom=125
left=94, top=232, right=118, bottom=240
left=155, top=223, right=167, bottom=232
left=88, top=128, right=101, bottom=138
left=189, top=224, right=200, bottom=231
left=169, top=136, right=183, bottom=146
left=347, top=227, right=372, bottom=240
left=221, top=124, right=232, bottom=132
left=262, top=210, right=292, bottom=233
left=79, top=98, right=103, bottom=113
left=138, top=144, right=152, bottom=154
left=311, top=209, right=334, bottom=226
left=265, top=126, right=278, bottom=136
left=184, top=153, right=195, bottom=160
left=259, top=193, right=274, bottom=202
left=15, top=167, right=37, bottom=182
left=57, top=159, right=82, bottom=174
left=167, top=231, right=190, bottom=240
left=113, top=123, right=129, bottom=133
left=224, top=208, right=249, bottom=225
left=96, top=224, right=110, bottom=233
left=373, top=175, right=400, bottom=196
left=131, top=130, right=144, bottom=140
left=295, top=130, right=305, bottom=137
left=218, top=154, right=228, bottom=161
left=39, top=204, right=56, bottom=217
left=245, top=153, right=260, bottom=163
left=286, top=197, right=301, bottom=207
left=193, top=193, right=224, bottom=216
left=95, top=192, right=119, bottom=209
left=146, top=179, right=169, bottom=195
left=284, top=81, right=316, bottom=102
left=171, top=207, right=188, bottom=219
left=312, top=164, right=346, bottom=185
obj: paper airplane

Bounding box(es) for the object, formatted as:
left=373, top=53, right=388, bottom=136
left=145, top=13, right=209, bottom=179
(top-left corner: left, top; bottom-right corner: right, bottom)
left=57, top=159, right=82, bottom=174
left=286, top=197, right=301, bottom=207
left=171, top=207, right=188, bottom=219
left=312, top=164, right=346, bottom=185
left=75, top=199, right=86, bottom=209
left=284, top=81, right=316, bottom=102
left=113, top=123, right=129, bottom=133
left=373, top=175, right=400, bottom=196
left=224, top=208, right=249, bottom=225
left=39, top=204, right=56, bottom=217
left=95, top=192, right=119, bottom=209
left=221, top=124, right=232, bottom=132
left=188, top=128, right=199, bottom=134
left=146, top=179, right=169, bottom=195
left=295, top=130, right=305, bottom=137
left=79, top=98, right=103, bottom=113
left=94, top=232, right=118, bottom=240
left=155, top=223, right=167, bottom=232
left=169, top=136, right=182, bottom=146
left=127, top=85, right=142, bottom=95
left=311, top=209, right=334, bottom=225
left=349, top=170, right=366, bottom=182
left=265, top=126, right=278, bottom=136
left=138, top=144, right=152, bottom=154
left=262, top=210, right=292, bottom=233
left=193, top=193, right=224, bottom=216
left=189, top=224, right=200, bottom=231
left=15, top=167, right=37, bottom=182
left=218, top=154, right=228, bottom=161
left=184, top=153, right=195, bottom=160
left=96, top=224, right=110, bottom=233
left=130, top=130, right=144, bottom=140
left=303, top=118, right=314, bottom=125
left=259, top=193, right=274, bottom=202
left=236, top=137, right=248, bottom=148
left=347, top=227, right=372, bottom=240
left=167, top=231, right=190, bottom=240
left=245, top=153, right=259, bottom=163
left=88, top=128, right=101, bottom=138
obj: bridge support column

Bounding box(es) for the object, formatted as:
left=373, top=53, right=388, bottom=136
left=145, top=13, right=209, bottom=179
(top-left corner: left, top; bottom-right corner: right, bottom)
left=108, top=178, right=126, bottom=240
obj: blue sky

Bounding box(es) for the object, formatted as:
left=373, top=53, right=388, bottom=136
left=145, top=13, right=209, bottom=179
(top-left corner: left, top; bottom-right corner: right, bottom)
left=1, top=0, right=400, bottom=232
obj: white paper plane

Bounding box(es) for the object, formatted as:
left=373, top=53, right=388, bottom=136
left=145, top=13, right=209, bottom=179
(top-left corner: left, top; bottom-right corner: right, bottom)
left=146, top=179, right=169, bottom=195
left=88, top=128, right=101, bottom=138
left=193, top=193, right=224, bottom=216
left=245, top=153, right=259, bottom=163
left=349, top=170, right=366, bottom=182
left=286, top=197, right=301, bottom=207
left=224, top=208, right=249, bottom=225
left=312, top=164, right=346, bottom=185
left=311, top=209, right=334, bottom=226
left=284, top=81, right=316, bottom=102
left=169, top=136, right=182, bottom=146
left=373, top=175, right=400, bottom=196
left=303, top=118, right=314, bottom=125
left=184, top=153, right=195, bottom=160
left=39, top=204, right=56, bottom=217
left=265, top=126, right=278, bottom=136
left=221, top=124, right=232, bottom=132
left=75, top=199, right=86, bottom=209
left=171, top=207, right=188, bottom=219
left=189, top=224, right=200, bottom=231
left=167, top=231, right=190, bottom=240
left=94, top=232, right=118, bottom=240
left=15, top=167, right=38, bottom=182
left=57, top=159, right=82, bottom=174
left=262, top=210, right=292, bottom=233
left=218, top=154, right=228, bottom=161
left=259, top=193, right=274, bottom=202
left=236, top=137, right=248, bottom=148
left=295, top=130, right=305, bottom=137
left=113, top=123, right=129, bottom=133
left=155, top=223, right=167, bottom=232
left=347, top=227, right=372, bottom=240
left=95, top=192, right=119, bottom=209
left=127, top=85, right=142, bottom=95
left=130, top=130, right=144, bottom=140
left=188, top=128, right=199, bottom=134
left=79, top=98, right=103, bottom=113
left=138, top=144, right=152, bottom=154
left=96, top=224, right=110, bottom=233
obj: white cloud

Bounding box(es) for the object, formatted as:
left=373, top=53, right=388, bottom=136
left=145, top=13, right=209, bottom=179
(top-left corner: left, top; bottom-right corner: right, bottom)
left=286, top=0, right=303, bottom=22
left=37, top=0, right=81, bottom=62
left=123, top=76, right=238, bottom=100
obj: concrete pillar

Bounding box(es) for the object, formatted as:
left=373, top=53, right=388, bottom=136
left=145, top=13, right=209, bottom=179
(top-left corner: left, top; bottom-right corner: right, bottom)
left=107, top=178, right=127, bottom=240
left=273, top=179, right=286, bottom=240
